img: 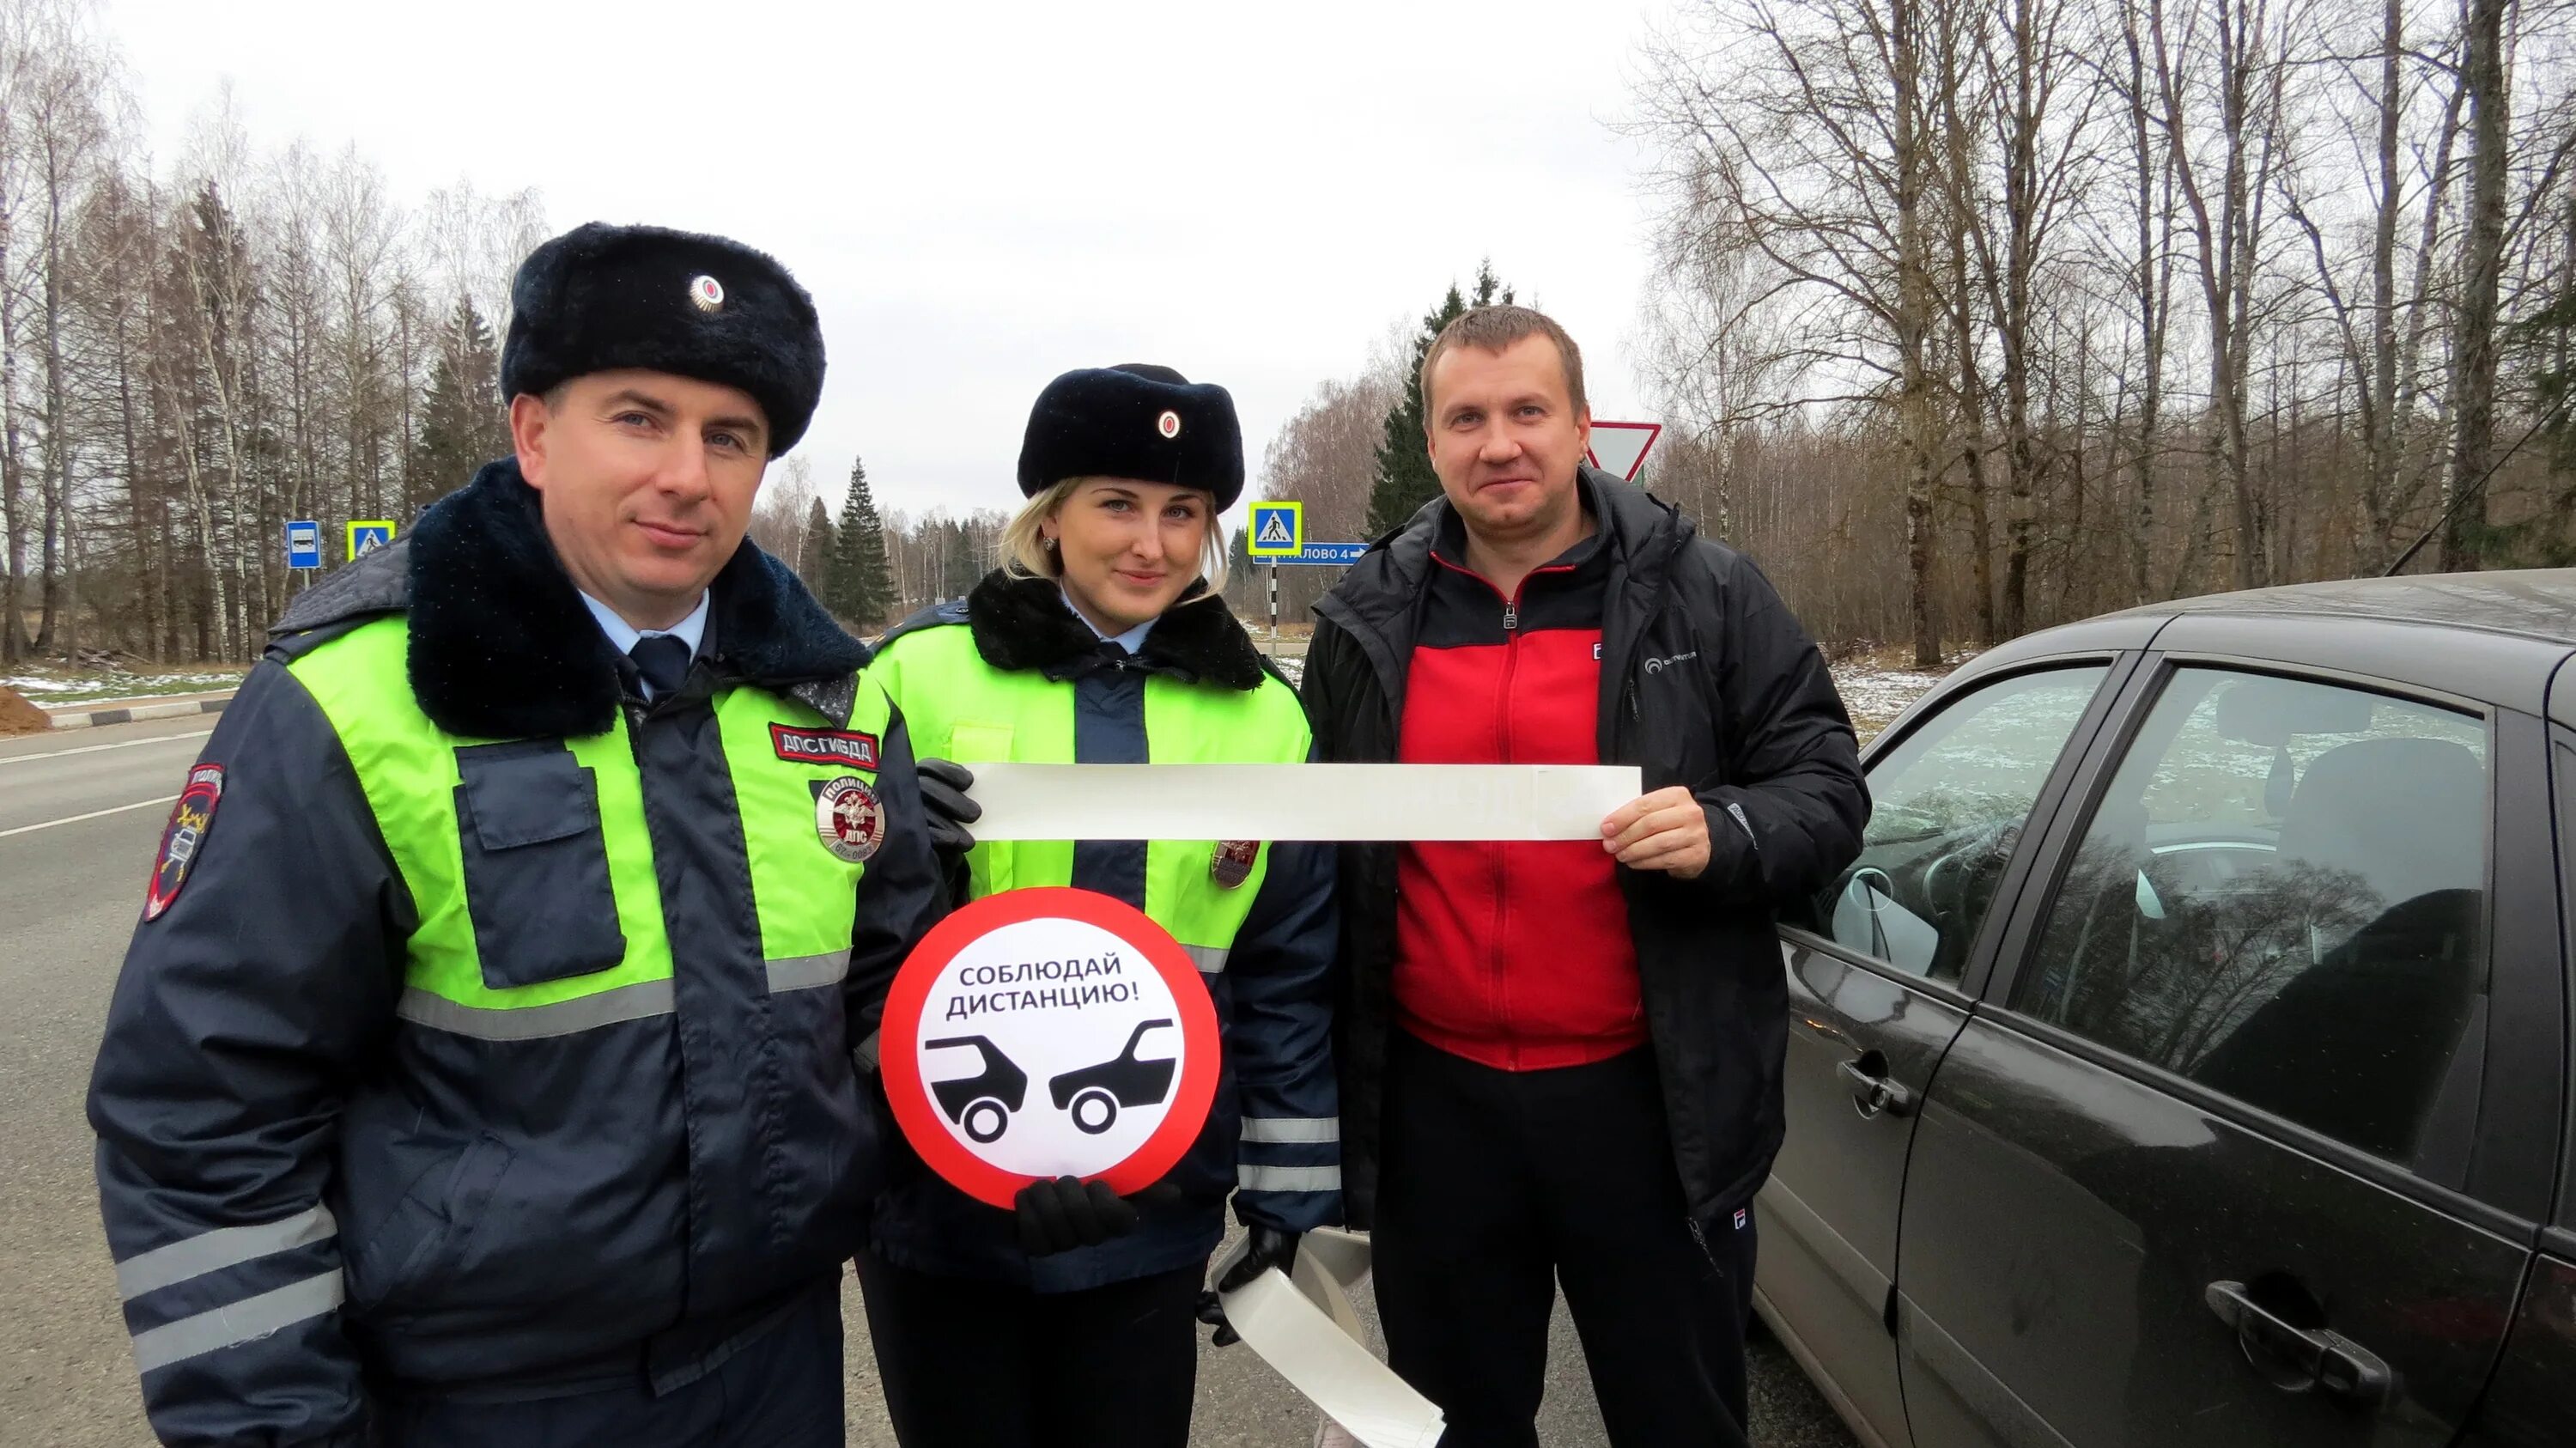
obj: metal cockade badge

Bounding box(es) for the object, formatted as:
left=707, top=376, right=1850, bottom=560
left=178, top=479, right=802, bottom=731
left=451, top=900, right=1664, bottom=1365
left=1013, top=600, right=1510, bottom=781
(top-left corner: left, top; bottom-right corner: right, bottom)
left=817, top=776, right=884, bottom=863
left=1210, top=839, right=1260, bottom=889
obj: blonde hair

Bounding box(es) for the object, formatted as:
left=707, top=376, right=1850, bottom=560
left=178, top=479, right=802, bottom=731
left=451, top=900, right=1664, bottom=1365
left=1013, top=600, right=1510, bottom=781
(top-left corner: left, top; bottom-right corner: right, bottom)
left=998, top=477, right=1231, bottom=599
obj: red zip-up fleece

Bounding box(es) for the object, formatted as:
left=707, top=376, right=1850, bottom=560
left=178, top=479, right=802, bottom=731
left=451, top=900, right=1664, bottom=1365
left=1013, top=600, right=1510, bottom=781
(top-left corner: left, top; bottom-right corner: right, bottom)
left=1392, top=511, right=1645, bottom=1071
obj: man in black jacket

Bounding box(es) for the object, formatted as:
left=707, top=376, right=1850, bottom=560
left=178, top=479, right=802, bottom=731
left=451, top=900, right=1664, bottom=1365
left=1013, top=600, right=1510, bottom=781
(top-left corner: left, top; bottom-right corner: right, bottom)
left=1301, top=305, right=1866, bottom=1447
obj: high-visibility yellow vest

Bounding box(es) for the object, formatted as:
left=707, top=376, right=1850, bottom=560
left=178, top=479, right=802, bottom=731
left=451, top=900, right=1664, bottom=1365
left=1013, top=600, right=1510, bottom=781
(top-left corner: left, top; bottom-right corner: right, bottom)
left=863, top=617, right=1309, bottom=972
left=288, top=616, right=891, bottom=1035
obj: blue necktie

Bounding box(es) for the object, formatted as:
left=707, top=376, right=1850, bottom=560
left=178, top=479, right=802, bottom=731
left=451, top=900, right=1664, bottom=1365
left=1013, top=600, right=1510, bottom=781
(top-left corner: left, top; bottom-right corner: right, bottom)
left=628, top=635, right=691, bottom=699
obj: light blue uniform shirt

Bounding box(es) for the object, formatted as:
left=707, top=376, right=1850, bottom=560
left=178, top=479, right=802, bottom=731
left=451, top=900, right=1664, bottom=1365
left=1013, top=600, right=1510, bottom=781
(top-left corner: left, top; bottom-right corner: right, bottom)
left=1060, top=587, right=1154, bottom=654
left=580, top=591, right=710, bottom=700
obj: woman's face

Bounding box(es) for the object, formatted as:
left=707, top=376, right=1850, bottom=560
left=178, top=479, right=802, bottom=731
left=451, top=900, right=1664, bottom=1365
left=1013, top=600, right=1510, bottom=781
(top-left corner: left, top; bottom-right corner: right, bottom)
left=1043, top=478, right=1212, bottom=634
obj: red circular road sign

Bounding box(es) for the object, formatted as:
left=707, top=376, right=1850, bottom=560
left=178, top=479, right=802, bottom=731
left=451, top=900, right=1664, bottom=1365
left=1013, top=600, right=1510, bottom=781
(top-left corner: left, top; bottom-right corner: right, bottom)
left=879, top=887, right=1220, bottom=1208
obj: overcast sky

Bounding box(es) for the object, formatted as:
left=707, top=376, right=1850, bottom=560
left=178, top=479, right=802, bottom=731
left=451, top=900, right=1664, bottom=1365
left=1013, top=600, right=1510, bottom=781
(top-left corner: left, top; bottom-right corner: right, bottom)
left=103, top=0, right=1678, bottom=532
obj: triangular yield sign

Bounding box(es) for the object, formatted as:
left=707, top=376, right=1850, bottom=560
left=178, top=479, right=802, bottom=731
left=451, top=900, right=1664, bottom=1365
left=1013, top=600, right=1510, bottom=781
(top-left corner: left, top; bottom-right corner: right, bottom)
left=1255, top=513, right=1296, bottom=545
left=1585, top=421, right=1663, bottom=483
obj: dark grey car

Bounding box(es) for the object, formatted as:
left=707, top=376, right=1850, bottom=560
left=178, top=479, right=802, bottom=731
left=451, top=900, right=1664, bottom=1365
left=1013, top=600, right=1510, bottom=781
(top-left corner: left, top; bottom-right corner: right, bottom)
left=1759, top=569, right=2576, bottom=1448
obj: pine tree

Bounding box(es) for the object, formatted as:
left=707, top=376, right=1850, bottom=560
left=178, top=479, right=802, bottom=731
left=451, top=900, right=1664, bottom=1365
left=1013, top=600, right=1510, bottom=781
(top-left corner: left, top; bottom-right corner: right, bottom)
left=406, top=295, right=508, bottom=514
left=801, top=496, right=835, bottom=591
left=825, top=456, right=895, bottom=625
left=1364, top=262, right=1511, bottom=538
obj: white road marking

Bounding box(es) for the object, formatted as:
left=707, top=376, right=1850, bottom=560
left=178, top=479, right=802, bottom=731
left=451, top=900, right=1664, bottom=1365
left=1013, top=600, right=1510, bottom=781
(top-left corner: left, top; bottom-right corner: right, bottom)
left=0, top=795, right=178, bottom=839
left=0, top=729, right=211, bottom=767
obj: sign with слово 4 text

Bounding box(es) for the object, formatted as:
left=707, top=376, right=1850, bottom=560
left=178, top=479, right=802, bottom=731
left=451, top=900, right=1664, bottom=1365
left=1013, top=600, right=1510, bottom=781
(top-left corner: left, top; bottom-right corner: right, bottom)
left=880, top=887, right=1220, bottom=1208
left=1275, top=542, right=1368, bottom=567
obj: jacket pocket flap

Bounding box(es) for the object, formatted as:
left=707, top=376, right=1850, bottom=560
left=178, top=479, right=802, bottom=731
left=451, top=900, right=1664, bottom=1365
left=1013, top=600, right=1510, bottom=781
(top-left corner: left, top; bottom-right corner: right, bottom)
left=457, top=744, right=600, bottom=850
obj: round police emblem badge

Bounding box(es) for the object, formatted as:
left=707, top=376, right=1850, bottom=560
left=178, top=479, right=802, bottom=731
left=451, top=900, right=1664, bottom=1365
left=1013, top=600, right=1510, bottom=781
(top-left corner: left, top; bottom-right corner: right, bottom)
left=1157, top=409, right=1182, bottom=439
left=1210, top=839, right=1259, bottom=890
left=816, top=776, right=884, bottom=862
left=690, top=274, right=726, bottom=313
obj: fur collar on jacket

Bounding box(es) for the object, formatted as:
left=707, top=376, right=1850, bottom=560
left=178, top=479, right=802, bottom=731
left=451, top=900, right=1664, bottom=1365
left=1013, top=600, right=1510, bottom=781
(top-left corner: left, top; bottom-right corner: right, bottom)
left=270, top=458, right=868, bottom=737
left=960, top=568, right=1269, bottom=691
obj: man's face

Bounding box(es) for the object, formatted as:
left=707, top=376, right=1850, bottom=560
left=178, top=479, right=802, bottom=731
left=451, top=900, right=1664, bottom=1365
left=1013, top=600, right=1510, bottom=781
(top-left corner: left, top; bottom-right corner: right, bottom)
left=512, top=369, right=769, bottom=629
left=1424, top=335, right=1590, bottom=547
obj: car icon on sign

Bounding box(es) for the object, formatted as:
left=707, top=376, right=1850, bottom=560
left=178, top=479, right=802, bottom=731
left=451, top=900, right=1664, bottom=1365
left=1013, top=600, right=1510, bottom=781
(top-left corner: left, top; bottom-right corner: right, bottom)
left=1048, top=1019, right=1177, bottom=1135
left=923, top=1036, right=1028, bottom=1144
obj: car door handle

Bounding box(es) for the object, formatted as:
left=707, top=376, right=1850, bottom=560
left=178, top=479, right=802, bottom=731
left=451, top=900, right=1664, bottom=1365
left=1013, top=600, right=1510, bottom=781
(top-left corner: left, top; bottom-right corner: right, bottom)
left=1838, top=1056, right=1914, bottom=1118
left=2203, top=1281, right=2394, bottom=1405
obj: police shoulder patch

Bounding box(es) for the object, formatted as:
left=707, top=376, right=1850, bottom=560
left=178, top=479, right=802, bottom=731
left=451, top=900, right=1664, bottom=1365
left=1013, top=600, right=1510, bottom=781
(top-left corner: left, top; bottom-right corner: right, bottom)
left=143, top=764, right=225, bottom=922
left=771, top=722, right=879, bottom=770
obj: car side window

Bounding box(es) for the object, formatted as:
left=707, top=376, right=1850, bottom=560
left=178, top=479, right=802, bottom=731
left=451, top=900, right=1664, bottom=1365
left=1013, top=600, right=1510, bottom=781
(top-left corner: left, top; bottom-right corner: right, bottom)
left=2014, top=667, right=2490, bottom=1167
left=1796, top=666, right=2109, bottom=982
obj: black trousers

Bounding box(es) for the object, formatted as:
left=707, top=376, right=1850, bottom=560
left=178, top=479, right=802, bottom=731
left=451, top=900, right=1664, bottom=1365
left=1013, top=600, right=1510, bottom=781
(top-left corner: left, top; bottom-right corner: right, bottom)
left=856, top=1250, right=1202, bottom=1448
left=1374, top=1032, right=1757, bottom=1448
left=378, top=1283, right=845, bottom=1447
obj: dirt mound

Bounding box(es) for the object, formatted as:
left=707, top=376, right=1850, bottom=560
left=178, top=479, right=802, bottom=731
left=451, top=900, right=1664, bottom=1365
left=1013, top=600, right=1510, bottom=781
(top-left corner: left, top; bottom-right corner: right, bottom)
left=0, top=684, right=52, bottom=736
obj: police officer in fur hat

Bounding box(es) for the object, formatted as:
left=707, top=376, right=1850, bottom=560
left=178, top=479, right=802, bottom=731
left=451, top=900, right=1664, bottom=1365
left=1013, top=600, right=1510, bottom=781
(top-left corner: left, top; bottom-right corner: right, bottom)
left=88, top=222, right=948, bottom=1446
left=855, top=364, right=1340, bottom=1448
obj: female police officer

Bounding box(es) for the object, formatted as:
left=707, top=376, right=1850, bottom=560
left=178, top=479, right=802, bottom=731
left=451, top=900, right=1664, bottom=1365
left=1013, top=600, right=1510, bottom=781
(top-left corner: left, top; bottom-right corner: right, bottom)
left=854, top=364, right=1339, bottom=1448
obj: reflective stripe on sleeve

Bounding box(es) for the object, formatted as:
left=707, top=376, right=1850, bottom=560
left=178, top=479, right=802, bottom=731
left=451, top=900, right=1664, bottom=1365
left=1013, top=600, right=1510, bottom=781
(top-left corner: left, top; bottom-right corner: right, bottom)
left=1237, top=1164, right=1341, bottom=1193
left=128, top=1270, right=345, bottom=1374
left=395, top=978, right=675, bottom=1040
left=115, top=1205, right=338, bottom=1301
left=765, top=948, right=851, bottom=993
left=1240, top=1116, right=1340, bottom=1145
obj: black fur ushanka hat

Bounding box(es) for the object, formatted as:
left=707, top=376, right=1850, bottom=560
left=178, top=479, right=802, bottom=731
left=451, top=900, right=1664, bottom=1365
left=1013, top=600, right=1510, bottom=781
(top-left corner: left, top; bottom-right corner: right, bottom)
left=501, top=222, right=825, bottom=456
left=1016, top=362, right=1245, bottom=509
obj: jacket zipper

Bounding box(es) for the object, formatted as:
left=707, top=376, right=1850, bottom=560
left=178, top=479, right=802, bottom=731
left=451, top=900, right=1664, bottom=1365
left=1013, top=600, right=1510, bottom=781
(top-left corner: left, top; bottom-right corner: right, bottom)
left=1487, top=564, right=1565, bottom=1069
left=1494, top=582, right=1518, bottom=1064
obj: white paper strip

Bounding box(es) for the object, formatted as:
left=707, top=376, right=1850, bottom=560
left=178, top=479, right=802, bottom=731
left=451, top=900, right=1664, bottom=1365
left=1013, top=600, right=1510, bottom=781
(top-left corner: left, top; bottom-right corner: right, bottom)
left=963, top=764, right=1642, bottom=842
left=1213, top=1229, right=1443, bottom=1448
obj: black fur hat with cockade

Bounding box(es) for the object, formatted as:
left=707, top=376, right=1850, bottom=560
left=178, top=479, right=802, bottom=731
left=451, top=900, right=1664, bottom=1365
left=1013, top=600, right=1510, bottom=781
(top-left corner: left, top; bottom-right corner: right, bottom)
left=500, top=222, right=825, bottom=456
left=1016, top=363, right=1245, bottom=509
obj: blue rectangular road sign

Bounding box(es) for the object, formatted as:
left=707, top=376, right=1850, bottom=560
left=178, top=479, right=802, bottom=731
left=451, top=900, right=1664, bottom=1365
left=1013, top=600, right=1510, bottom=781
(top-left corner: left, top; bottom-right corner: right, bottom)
left=1273, top=542, right=1369, bottom=566
left=285, top=520, right=322, bottom=570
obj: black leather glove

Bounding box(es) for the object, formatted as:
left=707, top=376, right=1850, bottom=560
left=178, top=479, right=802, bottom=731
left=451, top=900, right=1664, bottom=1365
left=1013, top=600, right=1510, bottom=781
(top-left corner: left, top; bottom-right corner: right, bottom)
left=1014, top=1176, right=1139, bottom=1256
left=1195, top=1225, right=1300, bottom=1347
left=916, top=757, right=980, bottom=859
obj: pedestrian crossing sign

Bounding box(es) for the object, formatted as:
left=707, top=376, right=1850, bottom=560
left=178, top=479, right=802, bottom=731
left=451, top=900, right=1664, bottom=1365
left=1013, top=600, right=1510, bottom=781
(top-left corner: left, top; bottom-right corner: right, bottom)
left=1247, top=501, right=1303, bottom=558
left=347, top=520, right=396, bottom=558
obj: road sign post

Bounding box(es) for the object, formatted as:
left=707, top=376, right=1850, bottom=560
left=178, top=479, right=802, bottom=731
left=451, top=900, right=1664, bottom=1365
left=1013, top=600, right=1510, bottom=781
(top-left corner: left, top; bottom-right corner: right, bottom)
left=284, top=520, right=322, bottom=571
left=1245, top=502, right=1304, bottom=654
left=1584, top=421, right=1664, bottom=483
left=347, top=520, right=396, bottom=560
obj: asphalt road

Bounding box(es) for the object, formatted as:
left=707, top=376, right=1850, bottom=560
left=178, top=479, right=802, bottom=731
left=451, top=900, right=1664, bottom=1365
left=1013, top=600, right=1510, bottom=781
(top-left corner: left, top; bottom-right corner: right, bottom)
left=0, top=714, right=1854, bottom=1447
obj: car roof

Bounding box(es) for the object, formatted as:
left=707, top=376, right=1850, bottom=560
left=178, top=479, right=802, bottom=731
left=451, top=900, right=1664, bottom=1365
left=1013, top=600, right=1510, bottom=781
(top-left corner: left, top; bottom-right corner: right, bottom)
left=1944, top=569, right=2575, bottom=720
left=2101, top=568, right=2576, bottom=647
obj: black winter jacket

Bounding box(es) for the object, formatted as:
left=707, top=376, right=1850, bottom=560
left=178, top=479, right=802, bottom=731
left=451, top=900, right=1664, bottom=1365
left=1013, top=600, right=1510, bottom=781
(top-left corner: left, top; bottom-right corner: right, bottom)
left=1301, top=469, right=1868, bottom=1228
